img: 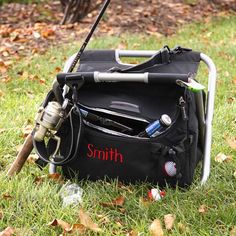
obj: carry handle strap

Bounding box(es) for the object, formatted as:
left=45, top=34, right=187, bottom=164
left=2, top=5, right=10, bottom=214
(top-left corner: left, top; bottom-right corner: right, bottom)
left=113, top=47, right=171, bottom=73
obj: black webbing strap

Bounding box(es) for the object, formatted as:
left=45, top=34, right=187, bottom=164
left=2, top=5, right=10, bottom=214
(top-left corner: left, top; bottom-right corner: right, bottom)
left=110, top=47, right=171, bottom=73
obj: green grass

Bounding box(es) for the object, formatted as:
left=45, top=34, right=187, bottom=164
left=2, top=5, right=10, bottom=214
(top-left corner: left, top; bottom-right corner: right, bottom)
left=0, top=14, right=236, bottom=235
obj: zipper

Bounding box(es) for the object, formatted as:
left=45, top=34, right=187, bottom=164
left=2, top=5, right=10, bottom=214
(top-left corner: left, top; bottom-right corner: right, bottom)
left=179, top=96, right=188, bottom=121
left=78, top=103, right=150, bottom=124
left=82, top=97, right=184, bottom=141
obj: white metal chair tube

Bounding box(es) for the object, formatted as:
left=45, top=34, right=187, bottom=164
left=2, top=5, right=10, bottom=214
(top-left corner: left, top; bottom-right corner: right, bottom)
left=199, top=53, right=217, bottom=185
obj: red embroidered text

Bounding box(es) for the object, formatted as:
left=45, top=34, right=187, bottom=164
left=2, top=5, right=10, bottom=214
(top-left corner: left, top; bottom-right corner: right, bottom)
left=87, top=144, right=123, bottom=163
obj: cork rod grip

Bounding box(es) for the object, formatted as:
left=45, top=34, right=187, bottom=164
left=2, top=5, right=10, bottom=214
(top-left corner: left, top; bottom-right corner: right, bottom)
left=6, top=133, right=34, bottom=176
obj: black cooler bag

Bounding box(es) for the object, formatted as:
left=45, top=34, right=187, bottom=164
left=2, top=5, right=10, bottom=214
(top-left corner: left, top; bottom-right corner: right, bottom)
left=39, top=46, right=204, bottom=188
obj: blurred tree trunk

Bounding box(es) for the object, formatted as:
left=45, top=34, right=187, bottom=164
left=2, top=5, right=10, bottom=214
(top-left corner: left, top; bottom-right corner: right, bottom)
left=60, top=0, right=96, bottom=25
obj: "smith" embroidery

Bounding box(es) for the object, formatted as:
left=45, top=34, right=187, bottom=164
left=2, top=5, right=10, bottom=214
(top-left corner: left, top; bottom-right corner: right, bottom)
left=87, top=144, right=123, bottom=163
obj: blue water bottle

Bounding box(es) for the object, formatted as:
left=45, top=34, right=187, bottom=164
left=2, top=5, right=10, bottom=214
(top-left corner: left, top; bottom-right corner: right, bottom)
left=138, top=114, right=172, bottom=137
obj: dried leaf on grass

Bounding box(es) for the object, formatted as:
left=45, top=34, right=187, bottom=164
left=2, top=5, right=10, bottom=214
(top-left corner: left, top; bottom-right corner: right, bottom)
left=164, top=214, right=176, bottom=230
left=0, top=90, right=5, bottom=97
left=22, top=124, right=33, bottom=138
left=34, top=173, right=64, bottom=185
left=0, top=60, right=10, bottom=74
left=48, top=219, right=86, bottom=235
left=177, top=222, right=190, bottom=234
left=149, top=219, right=164, bottom=236
left=48, top=219, right=71, bottom=231
left=66, top=223, right=86, bottom=234
left=234, top=170, right=236, bottom=179
left=215, top=153, right=233, bottom=163
left=2, top=193, right=13, bottom=200
left=227, top=97, right=235, bottom=104
left=127, top=229, right=139, bottom=236
left=226, top=137, right=236, bottom=150
left=97, top=214, right=110, bottom=224
left=0, top=227, right=15, bottom=236
left=27, top=154, right=39, bottom=164
left=198, top=204, right=208, bottom=214
left=0, top=128, right=6, bottom=134
left=0, top=210, right=3, bottom=219
left=100, top=195, right=125, bottom=208
left=230, top=226, right=236, bottom=236
left=139, top=197, right=152, bottom=207
left=79, top=209, right=102, bottom=233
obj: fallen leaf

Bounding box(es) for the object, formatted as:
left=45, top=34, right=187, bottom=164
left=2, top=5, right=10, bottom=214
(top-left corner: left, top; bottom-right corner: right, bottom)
left=215, top=153, right=233, bottom=163
left=48, top=173, right=63, bottom=181
left=164, top=214, right=176, bottom=230
left=34, top=173, right=64, bottom=185
left=233, top=77, right=236, bottom=85
left=224, top=71, right=230, bottom=77
left=0, top=61, right=8, bottom=73
left=0, top=90, right=5, bottom=97
left=79, top=209, right=102, bottom=233
left=227, top=97, right=235, bottom=104
left=41, top=28, right=55, bottom=38
left=29, top=74, right=39, bottom=81
left=149, top=219, right=164, bottom=236
left=230, top=226, right=236, bottom=236
left=2, top=193, right=13, bottom=200
left=0, top=227, right=15, bottom=236
left=226, top=137, right=236, bottom=150
left=22, top=124, right=33, bottom=138
left=32, top=31, right=41, bottom=39
left=27, top=154, right=39, bottom=163
left=119, top=207, right=126, bottom=213
left=177, top=222, right=189, bottom=234
left=118, top=182, right=133, bottom=194
left=101, top=195, right=125, bottom=208
left=139, top=197, right=152, bottom=207
left=39, top=78, right=46, bottom=84
left=16, top=144, right=23, bottom=153
left=233, top=170, right=236, bottom=179
left=34, top=176, right=44, bottom=185
left=55, top=67, right=61, bottom=73
left=1, top=76, right=11, bottom=83
left=0, top=210, right=3, bottom=219
left=97, top=214, right=110, bottom=224
left=65, top=223, right=86, bottom=234
left=0, top=128, right=6, bottom=134
left=198, top=204, right=208, bottom=214
left=127, top=229, right=138, bottom=236
left=116, top=221, right=123, bottom=228
left=48, top=219, right=71, bottom=231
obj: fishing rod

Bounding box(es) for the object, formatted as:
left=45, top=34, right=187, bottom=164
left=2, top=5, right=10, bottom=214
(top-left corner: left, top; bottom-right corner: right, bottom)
left=7, top=0, right=111, bottom=176
left=53, top=0, right=110, bottom=104
left=68, top=0, right=110, bottom=73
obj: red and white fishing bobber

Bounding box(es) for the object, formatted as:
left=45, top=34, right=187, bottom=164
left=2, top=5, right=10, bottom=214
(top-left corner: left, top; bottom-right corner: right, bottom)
left=163, top=161, right=177, bottom=177
left=148, top=188, right=166, bottom=201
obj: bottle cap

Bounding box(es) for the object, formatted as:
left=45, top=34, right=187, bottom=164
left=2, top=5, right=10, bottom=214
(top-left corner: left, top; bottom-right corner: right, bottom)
left=160, top=114, right=172, bottom=127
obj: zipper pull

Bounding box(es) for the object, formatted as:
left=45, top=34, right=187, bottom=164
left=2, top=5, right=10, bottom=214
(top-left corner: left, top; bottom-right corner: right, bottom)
left=179, top=97, right=188, bottom=121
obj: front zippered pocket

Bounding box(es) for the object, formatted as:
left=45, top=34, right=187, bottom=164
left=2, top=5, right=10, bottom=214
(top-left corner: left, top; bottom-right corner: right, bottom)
left=80, top=96, right=187, bottom=142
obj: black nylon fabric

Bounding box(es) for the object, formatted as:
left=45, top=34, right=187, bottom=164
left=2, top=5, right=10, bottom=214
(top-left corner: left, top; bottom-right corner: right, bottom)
left=77, top=48, right=200, bottom=74
left=75, top=48, right=201, bottom=120
left=61, top=89, right=202, bottom=187
left=54, top=46, right=204, bottom=187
